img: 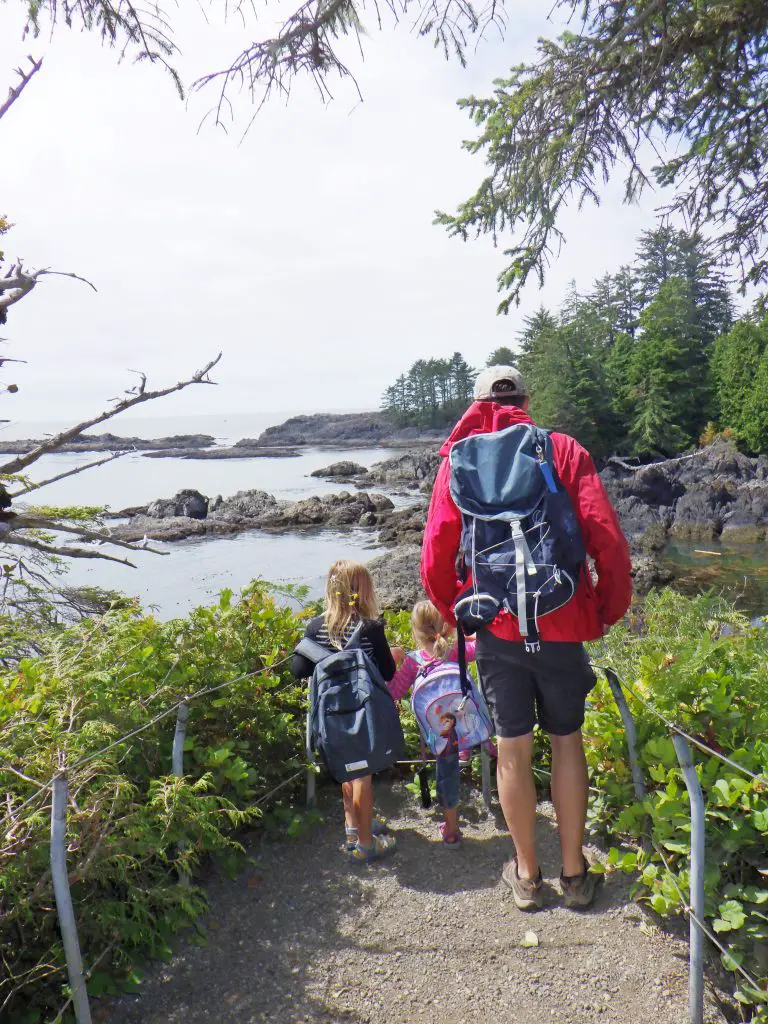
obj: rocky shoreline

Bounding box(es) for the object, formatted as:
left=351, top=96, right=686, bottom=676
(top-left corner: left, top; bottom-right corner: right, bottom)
left=0, top=412, right=444, bottom=458
left=58, top=436, right=764, bottom=611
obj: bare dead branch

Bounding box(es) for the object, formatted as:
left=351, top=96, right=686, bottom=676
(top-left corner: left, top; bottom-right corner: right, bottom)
left=8, top=451, right=130, bottom=499
left=6, top=535, right=138, bottom=568
left=0, top=263, right=96, bottom=315
left=0, top=56, right=43, bottom=124
left=13, top=516, right=169, bottom=557
left=0, top=353, right=222, bottom=476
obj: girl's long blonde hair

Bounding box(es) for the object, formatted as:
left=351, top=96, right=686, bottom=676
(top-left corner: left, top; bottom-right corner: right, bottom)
left=411, top=600, right=455, bottom=659
left=324, top=560, right=378, bottom=648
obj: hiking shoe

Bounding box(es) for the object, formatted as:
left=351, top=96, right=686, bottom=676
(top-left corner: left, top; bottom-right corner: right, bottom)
left=561, top=854, right=603, bottom=909
left=439, top=821, right=462, bottom=847
left=502, top=858, right=544, bottom=911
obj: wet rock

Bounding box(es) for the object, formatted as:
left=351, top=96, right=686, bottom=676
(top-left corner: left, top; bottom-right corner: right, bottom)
left=253, top=412, right=444, bottom=447
left=669, top=478, right=738, bottom=539
left=310, top=461, right=368, bottom=479
left=376, top=505, right=427, bottom=546
left=212, top=490, right=279, bottom=525
left=144, top=446, right=298, bottom=460
left=368, top=545, right=425, bottom=611
left=146, top=489, right=208, bottom=520
left=111, top=514, right=211, bottom=543
left=0, top=432, right=216, bottom=455
left=366, top=450, right=441, bottom=489
left=721, top=481, right=768, bottom=542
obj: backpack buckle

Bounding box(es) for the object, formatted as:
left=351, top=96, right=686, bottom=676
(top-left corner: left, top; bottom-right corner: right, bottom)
left=524, top=641, right=541, bottom=654
left=456, top=696, right=468, bottom=713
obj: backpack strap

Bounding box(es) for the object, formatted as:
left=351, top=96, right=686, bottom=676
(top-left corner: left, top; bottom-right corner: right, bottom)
left=294, top=635, right=333, bottom=666
left=456, top=628, right=472, bottom=700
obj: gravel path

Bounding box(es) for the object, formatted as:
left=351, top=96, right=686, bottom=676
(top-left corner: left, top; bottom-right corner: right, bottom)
left=110, top=780, right=728, bottom=1024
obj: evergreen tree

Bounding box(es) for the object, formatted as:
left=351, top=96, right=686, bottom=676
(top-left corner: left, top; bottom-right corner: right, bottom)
left=711, top=320, right=768, bottom=440
left=486, top=346, right=516, bottom=367
left=629, top=278, right=701, bottom=454
left=740, top=347, right=768, bottom=454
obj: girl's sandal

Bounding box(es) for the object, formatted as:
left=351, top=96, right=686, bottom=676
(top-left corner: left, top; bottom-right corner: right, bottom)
left=348, top=834, right=398, bottom=863
left=345, top=815, right=390, bottom=851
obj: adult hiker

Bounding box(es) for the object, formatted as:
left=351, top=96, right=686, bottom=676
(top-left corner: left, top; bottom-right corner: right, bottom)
left=421, top=366, right=632, bottom=910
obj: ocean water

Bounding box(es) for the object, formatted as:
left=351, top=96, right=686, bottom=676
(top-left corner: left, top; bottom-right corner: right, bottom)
left=63, top=527, right=388, bottom=619
left=4, top=413, right=411, bottom=618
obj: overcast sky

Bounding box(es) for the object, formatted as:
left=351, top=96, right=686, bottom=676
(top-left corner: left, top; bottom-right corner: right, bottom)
left=0, top=0, right=671, bottom=422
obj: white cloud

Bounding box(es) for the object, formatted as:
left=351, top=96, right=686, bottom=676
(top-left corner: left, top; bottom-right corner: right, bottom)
left=0, top=1, right=672, bottom=422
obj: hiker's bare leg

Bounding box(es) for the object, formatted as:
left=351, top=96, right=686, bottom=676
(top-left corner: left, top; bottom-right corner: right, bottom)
left=550, top=729, right=589, bottom=877
left=443, top=806, right=459, bottom=834
left=496, top=733, right=538, bottom=878
left=352, top=775, right=373, bottom=846
left=341, top=782, right=355, bottom=830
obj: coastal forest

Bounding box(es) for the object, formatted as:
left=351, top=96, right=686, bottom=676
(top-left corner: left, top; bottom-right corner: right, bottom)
left=382, top=227, right=768, bottom=459
left=3, top=0, right=768, bottom=1020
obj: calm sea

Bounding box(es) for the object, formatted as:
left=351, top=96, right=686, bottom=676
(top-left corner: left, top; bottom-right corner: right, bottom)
left=4, top=413, right=406, bottom=619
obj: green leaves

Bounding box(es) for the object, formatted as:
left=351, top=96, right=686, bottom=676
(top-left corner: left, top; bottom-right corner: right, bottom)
left=713, top=899, right=747, bottom=933
left=0, top=582, right=306, bottom=1018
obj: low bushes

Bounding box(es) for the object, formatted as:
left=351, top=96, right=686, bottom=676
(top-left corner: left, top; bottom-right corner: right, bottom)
left=584, top=591, right=768, bottom=1018
left=2, top=587, right=767, bottom=1021
left=0, top=583, right=309, bottom=1021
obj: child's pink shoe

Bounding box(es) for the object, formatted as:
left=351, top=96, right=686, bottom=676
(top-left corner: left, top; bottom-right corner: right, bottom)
left=439, top=821, right=462, bottom=847
left=459, top=749, right=471, bottom=763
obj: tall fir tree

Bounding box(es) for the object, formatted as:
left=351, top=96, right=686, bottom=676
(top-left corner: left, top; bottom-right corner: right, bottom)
left=629, top=278, right=702, bottom=454
left=710, top=320, right=768, bottom=440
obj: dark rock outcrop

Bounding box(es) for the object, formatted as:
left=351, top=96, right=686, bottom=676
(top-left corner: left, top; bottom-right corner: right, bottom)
left=310, top=461, right=369, bottom=479
left=253, top=413, right=445, bottom=448
left=143, top=446, right=298, bottom=460
left=368, top=545, right=426, bottom=611
left=110, top=488, right=397, bottom=543
left=365, top=450, right=441, bottom=490
left=0, top=433, right=216, bottom=455
left=146, top=489, right=208, bottom=520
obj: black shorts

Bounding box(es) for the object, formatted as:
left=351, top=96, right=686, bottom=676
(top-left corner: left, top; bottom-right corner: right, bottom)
left=475, top=629, right=596, bottom=739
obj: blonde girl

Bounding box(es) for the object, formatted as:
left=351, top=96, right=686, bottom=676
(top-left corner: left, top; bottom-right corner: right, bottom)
left=388, top=600, right=478, bottom=847
left=292, top=560, right=401, bottom=862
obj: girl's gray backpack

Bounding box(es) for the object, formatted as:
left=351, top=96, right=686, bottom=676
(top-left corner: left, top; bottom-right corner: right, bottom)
left=296, top=624, right=404, bottom=782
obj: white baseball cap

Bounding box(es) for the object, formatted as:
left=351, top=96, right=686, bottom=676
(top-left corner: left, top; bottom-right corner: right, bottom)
left=473, top=365, right=527, bottom=401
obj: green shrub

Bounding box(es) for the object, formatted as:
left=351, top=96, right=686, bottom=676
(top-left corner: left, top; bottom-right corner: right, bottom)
left=586, top=591, right=768, bottom=1017
left=0, top=582, right=310, bottom=1021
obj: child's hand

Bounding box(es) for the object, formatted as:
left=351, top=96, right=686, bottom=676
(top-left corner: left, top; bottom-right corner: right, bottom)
left=391, top=646, right=406, bottom=666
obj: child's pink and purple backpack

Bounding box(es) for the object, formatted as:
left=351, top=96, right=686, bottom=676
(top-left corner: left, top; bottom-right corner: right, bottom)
left=410, top=635, right=493, bottom=757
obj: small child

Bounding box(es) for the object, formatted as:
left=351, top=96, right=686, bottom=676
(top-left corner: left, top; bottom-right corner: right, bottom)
left=292, top=560, right=402, bottom=863
left=389, top=601, right=477, bottom=847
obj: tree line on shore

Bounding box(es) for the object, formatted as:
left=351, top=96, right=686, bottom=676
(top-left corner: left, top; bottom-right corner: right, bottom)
left=381, top=227, right=768, bottom=459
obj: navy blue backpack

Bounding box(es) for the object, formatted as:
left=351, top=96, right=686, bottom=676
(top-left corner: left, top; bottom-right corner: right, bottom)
left=296, top=624, right=404, bottom=782
left=449, top=423, right=586, bottom=653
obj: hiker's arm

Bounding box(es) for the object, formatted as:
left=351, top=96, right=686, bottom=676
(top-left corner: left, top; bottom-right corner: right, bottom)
left=369, top=620, right=397, bottom=681
left=569, top=445, right=632, bottom=627
left=291, top=651, right=314, bottom=679
left=421, top=461, right=462, bottom=626
left=388, top=654, right=419, bottom=701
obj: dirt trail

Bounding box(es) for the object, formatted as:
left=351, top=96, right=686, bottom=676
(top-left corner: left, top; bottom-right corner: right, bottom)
left=110, top=782, right=727, bottom=1024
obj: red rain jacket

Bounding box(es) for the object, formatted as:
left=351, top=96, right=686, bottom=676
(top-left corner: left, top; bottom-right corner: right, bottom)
left=420, top=403, right=632, bottom=642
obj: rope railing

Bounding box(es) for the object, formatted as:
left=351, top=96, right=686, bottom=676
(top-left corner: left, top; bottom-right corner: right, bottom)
left=1, top=650, right=303, bottom=1024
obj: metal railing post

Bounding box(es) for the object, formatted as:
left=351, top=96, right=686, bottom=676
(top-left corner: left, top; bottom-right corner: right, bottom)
left=306, top=762, right=316, bottom=808
left=481, top=747, right=492, bottom=809
left=672, top=734, right=705, bottom=1024
left=604, top=667, right=647, bottom=801
left=50, top=772, right=92, bottom=1024
left=172, top=700, right=190, bottom=887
